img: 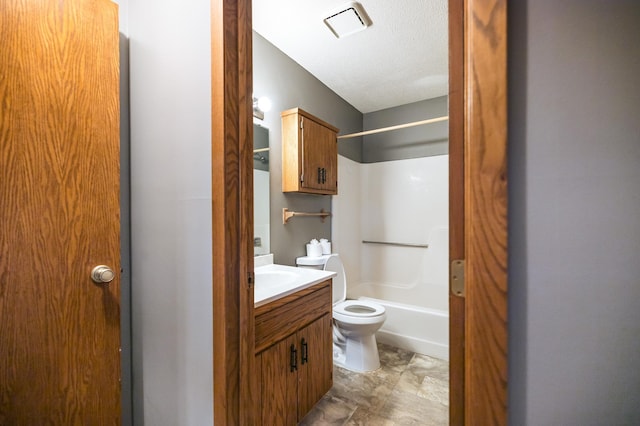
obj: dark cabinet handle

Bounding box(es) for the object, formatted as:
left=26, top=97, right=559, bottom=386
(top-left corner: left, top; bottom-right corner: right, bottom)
left=290, top=344, right=297, bottom=372
left=317, top=167, right=322, bottom=184
left=301, top=338, right=308, bottom=364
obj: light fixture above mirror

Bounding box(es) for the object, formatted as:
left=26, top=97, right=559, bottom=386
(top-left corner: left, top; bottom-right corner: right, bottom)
left=253, top=96, right=272, bottom=120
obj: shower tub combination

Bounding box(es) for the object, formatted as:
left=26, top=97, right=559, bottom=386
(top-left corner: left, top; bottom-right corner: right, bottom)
left=335, top=154, right=450, bottom=361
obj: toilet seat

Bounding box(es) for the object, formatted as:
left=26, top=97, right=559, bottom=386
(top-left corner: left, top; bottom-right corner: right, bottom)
left=334, top=300, right=385, bottom=317
left=317, top=254, right=387, bottom=325
left=333, top=300, right=386, bottom=325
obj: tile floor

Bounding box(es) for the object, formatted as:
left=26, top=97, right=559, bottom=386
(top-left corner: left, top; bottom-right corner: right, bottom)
left=300, top=342, right=449, bottom=425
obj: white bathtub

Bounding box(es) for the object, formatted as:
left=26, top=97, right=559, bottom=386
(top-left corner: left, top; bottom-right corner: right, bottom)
left=350, top=226, right=450, bottom=361
left=356, top=295, right=449, bottom=361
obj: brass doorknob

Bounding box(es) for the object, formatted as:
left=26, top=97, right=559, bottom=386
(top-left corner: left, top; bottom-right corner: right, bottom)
left=91, top=265, right=115, bottom=284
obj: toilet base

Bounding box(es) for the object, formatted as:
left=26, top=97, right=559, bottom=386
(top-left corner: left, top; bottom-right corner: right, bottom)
left=333, top=333, right=381, bottom=372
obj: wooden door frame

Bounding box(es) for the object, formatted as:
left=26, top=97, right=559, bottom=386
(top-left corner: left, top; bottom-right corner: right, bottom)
left=448, top=0, right=466, bottom=423
left=450, top=0, right=508, bottom=424
left=211, top=0, right=255, bottom=424
left=211, top=0, right=508, bottom=424
left=461, top=0, right=509, bottom=424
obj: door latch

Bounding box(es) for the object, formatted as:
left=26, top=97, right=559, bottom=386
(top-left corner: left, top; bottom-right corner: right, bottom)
left=248, top=271, right=254, bottom=288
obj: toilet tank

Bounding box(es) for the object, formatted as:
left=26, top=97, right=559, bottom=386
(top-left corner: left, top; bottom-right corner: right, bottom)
left=295, top=254, right=330, bottom=269
left=296, top=254, right=346, bottom=304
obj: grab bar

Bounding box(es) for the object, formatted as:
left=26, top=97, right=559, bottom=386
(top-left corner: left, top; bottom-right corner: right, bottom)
left=362, top=240, right=429, bottom=249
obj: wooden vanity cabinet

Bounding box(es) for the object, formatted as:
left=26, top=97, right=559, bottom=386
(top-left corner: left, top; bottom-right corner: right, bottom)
left=255, top=280, right=333, bottom=425
left=281, top=108, right=339, bottom=195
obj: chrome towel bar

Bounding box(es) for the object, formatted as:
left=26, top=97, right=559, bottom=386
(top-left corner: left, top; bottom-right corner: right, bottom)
left=362, top=240, right=429, bottom=249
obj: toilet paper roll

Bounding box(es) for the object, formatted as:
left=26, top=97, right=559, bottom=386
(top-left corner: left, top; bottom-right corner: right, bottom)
left=320, top=241, right=331, bottom=255
left=306, top=243, right=322, bottom=257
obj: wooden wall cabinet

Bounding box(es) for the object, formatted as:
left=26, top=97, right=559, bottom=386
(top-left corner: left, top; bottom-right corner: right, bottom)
left=255, top=281, right=333, bottom=425
left=281, top=108, right=339, bottom=195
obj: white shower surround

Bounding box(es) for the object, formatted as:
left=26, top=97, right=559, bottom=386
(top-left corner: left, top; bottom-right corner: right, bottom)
left=332, top=154, right=449, bottom=360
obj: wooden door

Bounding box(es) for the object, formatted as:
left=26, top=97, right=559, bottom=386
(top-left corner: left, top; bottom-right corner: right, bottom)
left=297, top=314, right=332, bottom=420
left=259, top=335, right=299, bottom=426
left=0, top=0, right=121, bottom=423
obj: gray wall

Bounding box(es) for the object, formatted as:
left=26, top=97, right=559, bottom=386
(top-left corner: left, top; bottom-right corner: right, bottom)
left=129, top=0, right=213, bottom=424
left=362, top=96, right=448, bottom=163
left=508, top=1, right=640, bottom=424
left=253, top=32, right=362, bottom=265
left=121, top=1, right=640, bottom=424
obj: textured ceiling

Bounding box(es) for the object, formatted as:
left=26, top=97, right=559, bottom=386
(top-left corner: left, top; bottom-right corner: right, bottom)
left=253, top=0, right=448, bottom=113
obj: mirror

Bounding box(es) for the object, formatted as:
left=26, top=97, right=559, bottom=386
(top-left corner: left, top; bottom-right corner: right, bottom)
left=253, top=123, right=270, bottom=255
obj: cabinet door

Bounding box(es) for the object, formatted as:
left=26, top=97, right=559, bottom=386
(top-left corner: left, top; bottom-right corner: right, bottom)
left=260, top=334, right=299, bottom=426
left=297, top=314, right=333, bottom=420
left=301, top=117, right=337, bottom=193
left=322, top=133, right=338, bottom=193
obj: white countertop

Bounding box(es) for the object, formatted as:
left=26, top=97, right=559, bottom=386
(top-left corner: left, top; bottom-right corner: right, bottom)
left=254, top=263, right=335, bottom=308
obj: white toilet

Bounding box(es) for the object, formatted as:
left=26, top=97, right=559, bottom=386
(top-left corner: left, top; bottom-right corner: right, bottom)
left=296, top=254, right=386, bottom=372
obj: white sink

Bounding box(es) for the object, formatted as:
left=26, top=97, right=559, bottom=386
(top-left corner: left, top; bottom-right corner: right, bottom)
left=255, top=269, right=298, bottom=288
left=254, top=263, right=336, bottom=307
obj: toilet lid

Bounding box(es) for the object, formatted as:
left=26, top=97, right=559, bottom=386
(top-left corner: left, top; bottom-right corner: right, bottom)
left=324, top=254, right=346, bottom=304
left=334, top=300, right=386, bottom=317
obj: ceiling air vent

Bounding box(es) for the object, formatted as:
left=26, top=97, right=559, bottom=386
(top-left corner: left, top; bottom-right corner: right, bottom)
left=323, top=2, right=371, bottom=39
